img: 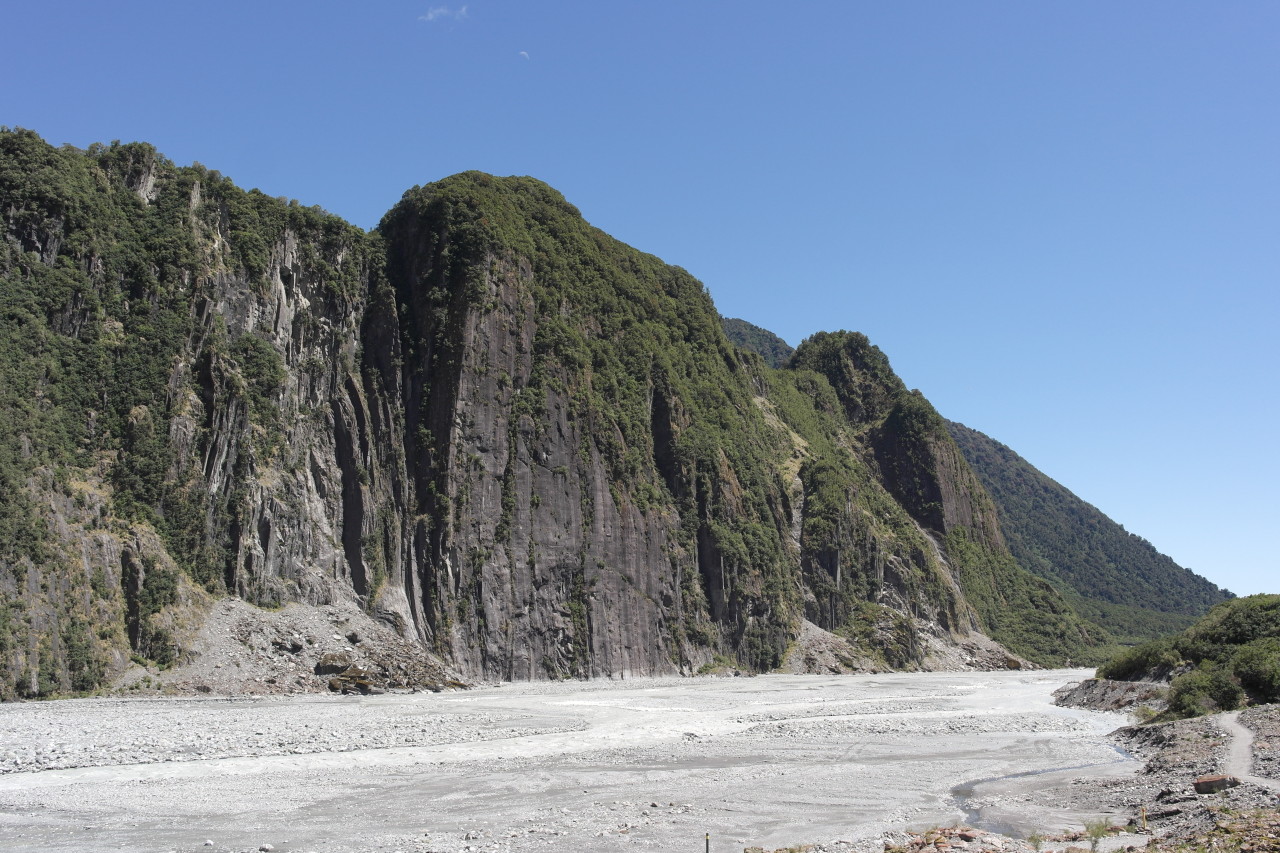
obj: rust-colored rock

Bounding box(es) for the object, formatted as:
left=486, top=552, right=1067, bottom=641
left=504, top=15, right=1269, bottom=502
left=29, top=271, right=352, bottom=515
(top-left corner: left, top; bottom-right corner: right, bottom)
left=1193, top=774, right=1240, bottom=794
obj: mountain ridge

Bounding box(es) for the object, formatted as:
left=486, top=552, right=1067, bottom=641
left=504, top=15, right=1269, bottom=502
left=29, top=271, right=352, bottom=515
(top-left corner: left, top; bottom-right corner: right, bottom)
left=725, top=319, right=1231, bottom=654
left=0, top=129, right=1208, bottom=696
left=945, top=420, right=1231, bottom=644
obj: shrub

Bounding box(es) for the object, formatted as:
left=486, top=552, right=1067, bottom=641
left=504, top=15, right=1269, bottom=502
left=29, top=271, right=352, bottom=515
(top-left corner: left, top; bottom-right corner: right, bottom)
left=1096, top=638, right=1180, bottom=681
left=1231, top=638, right=1280, bottom=703
left=1167, top=666, right=1243, bottom=718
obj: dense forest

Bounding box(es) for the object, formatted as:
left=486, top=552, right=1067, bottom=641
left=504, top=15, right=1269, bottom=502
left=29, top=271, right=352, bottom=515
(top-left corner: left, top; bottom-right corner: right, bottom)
left=946, top=422, right=1231, bottom=646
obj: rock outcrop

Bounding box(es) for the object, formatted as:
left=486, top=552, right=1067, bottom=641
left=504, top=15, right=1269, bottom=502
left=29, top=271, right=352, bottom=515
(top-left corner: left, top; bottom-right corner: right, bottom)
left=0, top=131, right=1114, bottom=696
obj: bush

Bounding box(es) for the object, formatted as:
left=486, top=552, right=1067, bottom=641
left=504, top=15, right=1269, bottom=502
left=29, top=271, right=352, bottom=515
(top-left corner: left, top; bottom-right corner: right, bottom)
left=1231, top=638, right=1280, bottom=703
left=1167, top=666, right=1243, bottom=718
left=1096, top=638, right=1180, bottom=681
left=1095, top=595, right=1280, bottom=719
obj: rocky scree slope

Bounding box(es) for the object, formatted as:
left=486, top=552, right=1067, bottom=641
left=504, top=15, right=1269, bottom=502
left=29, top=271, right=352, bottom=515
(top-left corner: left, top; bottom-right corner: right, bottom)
left=2, top=130, right=1104, bottom=697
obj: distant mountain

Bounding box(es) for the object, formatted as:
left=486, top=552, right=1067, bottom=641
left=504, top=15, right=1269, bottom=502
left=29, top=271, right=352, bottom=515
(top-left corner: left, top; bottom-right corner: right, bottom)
left=947, top=421, right=1232, bottom=645
left=722, top=318, right=794, bottom=368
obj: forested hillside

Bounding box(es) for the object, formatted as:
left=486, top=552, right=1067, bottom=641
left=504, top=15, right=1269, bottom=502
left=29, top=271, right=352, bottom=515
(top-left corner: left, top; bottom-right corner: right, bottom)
left=726, top=322, right=1232, bottom=656
left=777, top=331, right=1104, bottom=663
left=947, top=422, right=1231, bottom=645
left=722, top=317, right=794, bottom=368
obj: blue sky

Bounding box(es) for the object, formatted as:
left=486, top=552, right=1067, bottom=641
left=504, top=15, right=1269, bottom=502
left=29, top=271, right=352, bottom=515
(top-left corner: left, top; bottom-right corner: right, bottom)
left=4, top=2, right=1276, bottom=596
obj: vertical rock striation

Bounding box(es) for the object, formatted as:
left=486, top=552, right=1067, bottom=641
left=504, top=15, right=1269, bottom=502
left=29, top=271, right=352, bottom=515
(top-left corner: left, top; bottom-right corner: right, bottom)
left=0, top=132, right=1121, bottom=696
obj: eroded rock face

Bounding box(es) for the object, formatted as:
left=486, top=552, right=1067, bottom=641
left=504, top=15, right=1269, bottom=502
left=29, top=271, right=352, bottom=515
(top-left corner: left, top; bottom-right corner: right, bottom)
left=0, top=137, right=1074, bottom=695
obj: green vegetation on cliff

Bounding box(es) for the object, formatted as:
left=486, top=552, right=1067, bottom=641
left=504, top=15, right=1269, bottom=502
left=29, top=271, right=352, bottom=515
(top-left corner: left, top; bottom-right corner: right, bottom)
left=0, top=128, right=378, bottom=696
left=721, top=317, right=795, bottom=369
left=381, top=172, right=803, bottom=672
left=4, top=130, right=1206, bottom=694
left=1097, top=594, right=1280, bottom=717
left=783, top=331, right=1106, bottom=665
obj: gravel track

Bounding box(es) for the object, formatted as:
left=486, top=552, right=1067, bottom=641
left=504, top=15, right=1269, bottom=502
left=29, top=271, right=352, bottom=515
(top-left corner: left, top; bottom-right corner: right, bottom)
left=1219, top=710, right=1280, bottom=792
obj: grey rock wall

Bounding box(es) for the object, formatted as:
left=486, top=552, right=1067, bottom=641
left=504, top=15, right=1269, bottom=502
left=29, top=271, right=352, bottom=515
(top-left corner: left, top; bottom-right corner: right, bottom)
left=0, top=139, right=1051, bottom=695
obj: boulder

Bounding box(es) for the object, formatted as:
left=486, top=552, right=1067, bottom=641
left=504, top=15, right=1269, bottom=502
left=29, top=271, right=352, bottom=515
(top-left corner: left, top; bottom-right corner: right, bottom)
left=327, top=666, right=378, bottom=694
left=1193, top=774, right=1240, bottom=794
left=314, top=652, right=353, bottom=675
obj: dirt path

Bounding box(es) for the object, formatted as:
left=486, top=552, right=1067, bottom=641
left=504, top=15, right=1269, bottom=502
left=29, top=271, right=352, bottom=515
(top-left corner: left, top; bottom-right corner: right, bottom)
left=1219, top=710, right=1280, bottom=792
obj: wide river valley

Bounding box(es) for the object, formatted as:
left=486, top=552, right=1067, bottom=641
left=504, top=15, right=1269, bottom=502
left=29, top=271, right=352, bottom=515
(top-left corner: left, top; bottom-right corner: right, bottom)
left=0, top=669, right=1138, bottom=853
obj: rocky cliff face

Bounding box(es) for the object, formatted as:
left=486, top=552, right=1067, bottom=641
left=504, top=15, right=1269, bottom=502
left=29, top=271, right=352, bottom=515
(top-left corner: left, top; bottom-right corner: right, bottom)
left=0, top=131, right=398, bottom=696
left=378, top=195, right=687, bottom=679
left=0, top=132, right=1107, bottom=697
left=375, top=175, right=808, bottom=678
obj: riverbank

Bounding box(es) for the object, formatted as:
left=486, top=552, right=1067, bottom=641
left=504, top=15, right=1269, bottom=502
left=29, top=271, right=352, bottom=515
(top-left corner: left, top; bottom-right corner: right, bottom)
left=0, top=673, right=1273, bottom=853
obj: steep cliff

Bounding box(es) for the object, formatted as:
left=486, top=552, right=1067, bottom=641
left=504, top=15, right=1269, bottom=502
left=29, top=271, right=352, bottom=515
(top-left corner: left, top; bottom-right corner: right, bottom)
left=0, top=129, right=403, bottom=697
left=782, top=331, right=1104, bottom=664
left=0, top=130, right=1119, bottom=696
left=375, top=173, right=810, bottom=678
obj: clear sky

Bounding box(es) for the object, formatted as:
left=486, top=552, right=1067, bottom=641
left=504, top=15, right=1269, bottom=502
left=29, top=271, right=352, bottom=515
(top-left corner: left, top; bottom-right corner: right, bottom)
left=4, top=2, right=1276, bottom=596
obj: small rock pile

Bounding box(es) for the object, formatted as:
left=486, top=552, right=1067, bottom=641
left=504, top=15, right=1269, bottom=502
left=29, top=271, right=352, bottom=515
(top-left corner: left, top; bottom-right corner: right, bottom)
left=879, top=824, right=1105, bottom=852
left=1142, top=807, right=1280, bottom=852
left=116, top=597, right=464, bottom=697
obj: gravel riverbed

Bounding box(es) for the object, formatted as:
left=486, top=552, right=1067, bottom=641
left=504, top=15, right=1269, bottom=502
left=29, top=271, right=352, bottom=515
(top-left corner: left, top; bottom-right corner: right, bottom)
left=0, top=671, right=1273, bottom=853
left=0, top=696, right=582, bottom=773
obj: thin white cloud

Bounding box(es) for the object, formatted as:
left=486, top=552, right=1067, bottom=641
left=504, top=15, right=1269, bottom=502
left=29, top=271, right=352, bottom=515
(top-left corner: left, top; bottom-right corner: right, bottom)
left=420, top=5, right=467, bottom=23
left=518, top=51, right=529, bottom=60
